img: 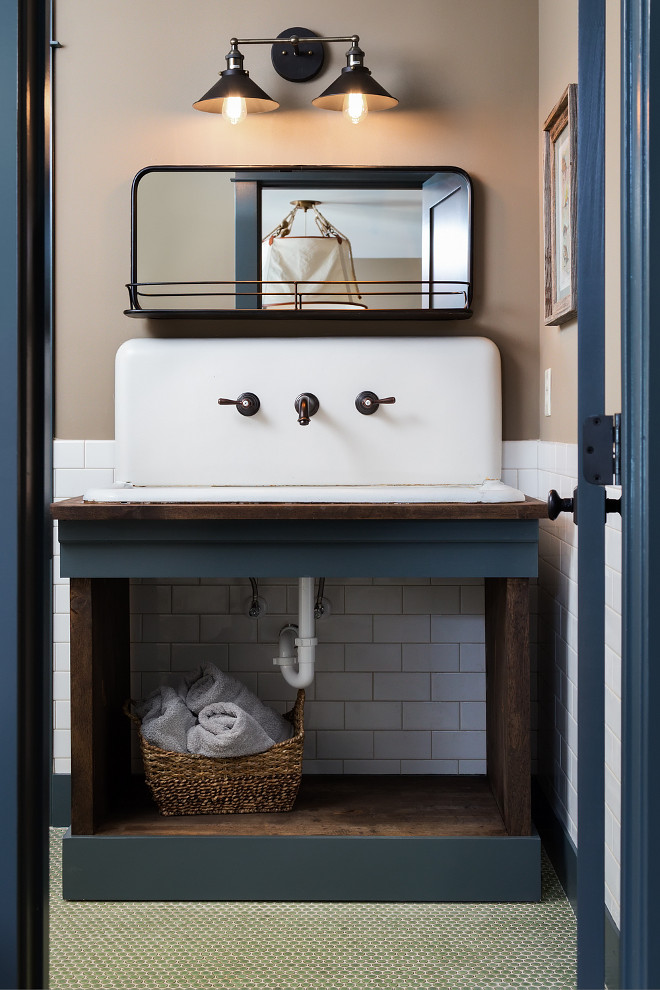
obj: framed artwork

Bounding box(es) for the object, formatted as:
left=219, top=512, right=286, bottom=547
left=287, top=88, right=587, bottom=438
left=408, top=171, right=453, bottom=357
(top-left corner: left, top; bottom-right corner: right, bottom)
left=543, top=84, right=577, bottom=326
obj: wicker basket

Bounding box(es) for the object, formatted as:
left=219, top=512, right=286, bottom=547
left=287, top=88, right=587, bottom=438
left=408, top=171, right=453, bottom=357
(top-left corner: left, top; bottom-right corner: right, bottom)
left=125, top=689, right=304, bottom=816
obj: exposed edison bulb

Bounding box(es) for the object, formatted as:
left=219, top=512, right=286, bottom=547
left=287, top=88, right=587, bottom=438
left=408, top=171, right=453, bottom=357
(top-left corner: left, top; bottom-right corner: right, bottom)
left=222, top=96, right=247, bottom=125
left=342, top=92, right=368, bottom=125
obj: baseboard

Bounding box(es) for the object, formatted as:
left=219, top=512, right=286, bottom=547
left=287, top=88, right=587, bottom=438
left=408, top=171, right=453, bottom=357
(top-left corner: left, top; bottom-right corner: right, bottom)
left=531, top=778, right=578, bottom=912
left=532, top=778, right=620, bottom=989
left=51, top=773, right=71, bottom=827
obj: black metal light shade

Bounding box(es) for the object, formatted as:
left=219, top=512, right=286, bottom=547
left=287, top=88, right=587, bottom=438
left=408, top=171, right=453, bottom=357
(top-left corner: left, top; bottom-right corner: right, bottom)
left=312, top=66, right=398, bottom=111
left=193, top=41, right=279, bottom=118
left=311, top=39, right=397, bottom=117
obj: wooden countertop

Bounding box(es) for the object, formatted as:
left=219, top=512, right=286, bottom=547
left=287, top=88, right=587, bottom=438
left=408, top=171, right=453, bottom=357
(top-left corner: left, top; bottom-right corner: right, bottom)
left=51, top=495, right=547, bottom=522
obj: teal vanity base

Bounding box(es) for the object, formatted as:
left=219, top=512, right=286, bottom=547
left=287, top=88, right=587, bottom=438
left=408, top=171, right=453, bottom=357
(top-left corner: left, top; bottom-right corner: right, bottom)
left=62, top=829, right=542, bottom=902
left=53, top=499, right=546, bottom=904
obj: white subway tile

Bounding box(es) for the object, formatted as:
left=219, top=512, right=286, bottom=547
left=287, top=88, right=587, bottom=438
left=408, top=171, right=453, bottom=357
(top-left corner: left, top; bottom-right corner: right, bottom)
left=402, top=644, right=459, bottom=672
left=313, top=644, right=345, bottom=671
left=460, top=585, right=484, bottom=614
left=345, top=585, right=402, bottom=614
left=200, top=614, right=255, bottom=644
left=52, top=612, right=70, bottom=644
left=143, top=614, right=199, bottom=643
left=605, top=605, right=622, bottom=657
left=317, top=731, right=373, bottom=759
left=315, top=672, right=373, bottom=701
left=236, top=583, right=287, bottom=615
left=432, top=730, right=486, bottom=760
left=374, top=731, right=431, bottom=759
left=374, top=673, right=430, bottom=701
left=302, top=760, right=343, bottom=774
left=53, top=467, right=114, bottom=499
left=84, top=440, right=116, bottom=469
left=172, top=644, right=228, bottom=670
left=53, top=758, right=71, bottom=775
left=257, top=672, right=303, bottom=703
left=310, top=614, right=373, bottom=644
left=305, top=702, right=345, bottom=730
left=343, top=760, right=401, bottom=774
left=303, top=731, right=316, bottom=759
left=431, top=615, right=484, bottom=644
left=432, top=672, right=486, bottom=702
left=401, top=759, right=458, bottom=774
left=130, top=585, right=172, bottom=614
left=131, top=643, right=171, bottom=671
left=53, top=643, right=70, bottom=671
left=402, top=702, right=459, bottom=730
left=374, top=615, right=429, bottom=643
left=459, top=760, right=487, bottom=774
left=228, top=643, right=280, bottom=672
left=345, top=701, right=401, bottom=730
left=173, top=585, right=229, bottom=614
left=501, top=469, right=518, bottom=488
left=345, top=643, right=401, bottom=671
left=402, top=585, right=460, bottom=615
left=517, top=469, right=539, bottom=498
left=53, top=583, right=70, bottom=614
left=459, top=644, right=485, bottom=671
left=53, top=440, right=85, bottom=469
left=54, top=700, right=71, bottom=730
left=460, top=702, right=486, bottom=730
left=52, top=730, right=71, bottom=759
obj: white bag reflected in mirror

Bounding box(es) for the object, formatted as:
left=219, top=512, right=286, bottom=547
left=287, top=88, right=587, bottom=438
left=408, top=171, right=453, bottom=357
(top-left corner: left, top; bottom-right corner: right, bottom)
left=261, top=201, right=365, bottom=310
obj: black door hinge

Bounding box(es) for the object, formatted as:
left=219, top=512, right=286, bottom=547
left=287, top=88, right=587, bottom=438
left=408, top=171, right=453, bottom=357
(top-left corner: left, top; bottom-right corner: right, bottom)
left=582, top=412, right=621, bottom=487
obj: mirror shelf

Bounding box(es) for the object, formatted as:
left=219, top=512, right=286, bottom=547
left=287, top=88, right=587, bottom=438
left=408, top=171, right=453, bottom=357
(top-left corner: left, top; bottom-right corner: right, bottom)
left=125, top=166, right=473, bottom=321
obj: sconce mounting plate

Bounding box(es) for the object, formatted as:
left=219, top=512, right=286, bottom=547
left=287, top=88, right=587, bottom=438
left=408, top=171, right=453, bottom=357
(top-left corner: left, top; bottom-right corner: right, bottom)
left=271, top=27, right=324, bottom=82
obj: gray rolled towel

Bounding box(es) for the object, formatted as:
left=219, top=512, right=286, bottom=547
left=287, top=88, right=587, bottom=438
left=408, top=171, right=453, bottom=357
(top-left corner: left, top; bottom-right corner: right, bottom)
left=135, top=685, right=196, bottom=754
left=184, top=663, right=292, bottom=743
left=186, top=701, right=279, bottom=758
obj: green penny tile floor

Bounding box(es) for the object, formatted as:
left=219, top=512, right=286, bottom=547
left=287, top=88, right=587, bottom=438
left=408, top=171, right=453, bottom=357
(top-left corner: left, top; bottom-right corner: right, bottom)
left=49, top=828, right=576, bottom=990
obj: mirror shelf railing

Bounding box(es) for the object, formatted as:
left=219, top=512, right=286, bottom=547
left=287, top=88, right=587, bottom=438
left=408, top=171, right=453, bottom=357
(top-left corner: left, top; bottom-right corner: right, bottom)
left=124, top=279, right=472, bottom=319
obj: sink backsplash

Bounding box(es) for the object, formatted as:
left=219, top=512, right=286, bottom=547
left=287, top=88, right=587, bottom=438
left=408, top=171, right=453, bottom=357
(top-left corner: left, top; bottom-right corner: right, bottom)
left=114, top=337, right=503, bottom=488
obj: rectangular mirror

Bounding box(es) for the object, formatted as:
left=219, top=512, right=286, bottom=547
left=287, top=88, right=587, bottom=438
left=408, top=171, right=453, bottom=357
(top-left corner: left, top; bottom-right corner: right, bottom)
left=126, top=166, right=472, bottom=320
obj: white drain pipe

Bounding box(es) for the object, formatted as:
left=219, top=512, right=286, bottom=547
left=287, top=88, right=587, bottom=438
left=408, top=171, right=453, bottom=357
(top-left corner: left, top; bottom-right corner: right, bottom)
left=273, top=576, right=318, bottom=688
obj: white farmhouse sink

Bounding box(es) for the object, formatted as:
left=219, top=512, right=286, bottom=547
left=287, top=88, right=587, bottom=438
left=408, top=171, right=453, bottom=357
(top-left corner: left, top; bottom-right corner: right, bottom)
left=83, top=481, right=522, bottom=503
left=82, top=337, right=524, bottom=504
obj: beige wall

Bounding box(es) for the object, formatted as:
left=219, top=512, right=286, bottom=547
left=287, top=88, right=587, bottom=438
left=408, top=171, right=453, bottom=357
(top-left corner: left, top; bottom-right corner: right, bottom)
left=538, top=0, right=621, bottom=443
left=538, top=0, right=579, bottom=444
left=55, top=0, right=539, bottom=440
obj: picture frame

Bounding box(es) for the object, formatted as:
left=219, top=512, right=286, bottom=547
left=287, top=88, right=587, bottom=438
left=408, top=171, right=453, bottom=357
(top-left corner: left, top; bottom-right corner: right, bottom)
left=543, top=84, right=577, bottom=326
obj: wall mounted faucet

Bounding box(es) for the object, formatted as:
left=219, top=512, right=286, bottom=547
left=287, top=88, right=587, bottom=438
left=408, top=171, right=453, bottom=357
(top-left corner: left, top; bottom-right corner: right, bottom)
left=217, top=392, right=260, bottom=416
left=294, top=392, right=319, bottom=425
left=355, top=391, right=396, bottom=415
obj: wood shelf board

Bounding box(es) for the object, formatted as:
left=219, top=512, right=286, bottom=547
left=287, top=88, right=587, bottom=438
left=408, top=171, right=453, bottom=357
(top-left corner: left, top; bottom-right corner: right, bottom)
left=51, top=495, right=547, bottom=522
left=95, top=774, right=509, bottom=838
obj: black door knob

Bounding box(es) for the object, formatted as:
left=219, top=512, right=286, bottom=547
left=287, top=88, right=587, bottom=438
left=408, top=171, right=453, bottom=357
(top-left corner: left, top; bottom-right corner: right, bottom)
left=548, top=488, right=577, bottom=522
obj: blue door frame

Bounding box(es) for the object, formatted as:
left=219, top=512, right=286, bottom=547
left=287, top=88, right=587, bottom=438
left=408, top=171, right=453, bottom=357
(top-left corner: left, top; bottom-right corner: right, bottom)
left=0, top=0, right=52, bottom=987
left=577, top=3, right=606, bottom=987
left=0, top=5, right=21, bottom=985
left=621, top=1, right=660, bottom=986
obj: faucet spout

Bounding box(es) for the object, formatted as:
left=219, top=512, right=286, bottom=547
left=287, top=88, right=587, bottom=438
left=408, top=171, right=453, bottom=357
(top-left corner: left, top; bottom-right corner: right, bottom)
left=294, top=392, right=319, bottom=426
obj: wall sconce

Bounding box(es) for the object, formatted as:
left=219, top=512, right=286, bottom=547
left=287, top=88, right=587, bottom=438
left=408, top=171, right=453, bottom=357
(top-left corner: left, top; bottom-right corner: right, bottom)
left=193, top=27, right=398, bottom=125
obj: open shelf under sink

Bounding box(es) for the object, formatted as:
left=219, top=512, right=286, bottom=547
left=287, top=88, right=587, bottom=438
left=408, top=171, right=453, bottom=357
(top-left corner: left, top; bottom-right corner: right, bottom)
left=94, top=775, right=509, bottom=838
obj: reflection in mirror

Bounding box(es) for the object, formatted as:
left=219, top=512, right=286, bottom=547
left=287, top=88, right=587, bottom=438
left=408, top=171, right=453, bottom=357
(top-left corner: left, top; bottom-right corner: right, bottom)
left=136, top=170, right=237, bottom=310
left=129, top=167, right=471, bottom=317
left=260, top=188, right=423, bottom=310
